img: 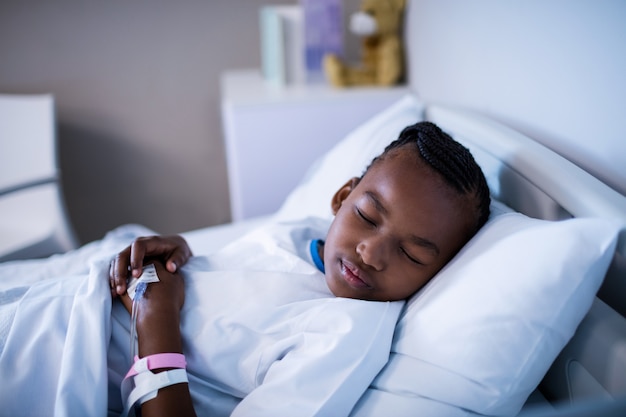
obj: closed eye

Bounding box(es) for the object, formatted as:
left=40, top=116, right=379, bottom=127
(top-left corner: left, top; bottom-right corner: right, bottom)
left=356, top=207, right=376, bottom=227
left=401, top=248, right=423, bottom=265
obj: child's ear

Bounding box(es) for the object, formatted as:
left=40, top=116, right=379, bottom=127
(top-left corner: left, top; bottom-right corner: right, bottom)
left=331, top=177, right=360, bottom=215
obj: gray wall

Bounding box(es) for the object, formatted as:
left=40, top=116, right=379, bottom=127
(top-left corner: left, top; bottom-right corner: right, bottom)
left=0, top=0, right=299, bottom=244
left=406, top=0, right=626, bottom=198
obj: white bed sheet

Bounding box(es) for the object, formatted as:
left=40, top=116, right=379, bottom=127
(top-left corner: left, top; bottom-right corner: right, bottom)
left=181, top=216, right=270, bottom=256
left=0, top=218, right=403, bottom=417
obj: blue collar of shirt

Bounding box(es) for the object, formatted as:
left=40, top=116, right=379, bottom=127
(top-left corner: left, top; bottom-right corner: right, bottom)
left=309, top=239, right=325, bottom=273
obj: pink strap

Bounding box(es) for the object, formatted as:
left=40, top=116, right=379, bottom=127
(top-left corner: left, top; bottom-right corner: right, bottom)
left=124, top=353, right=186, bottom=380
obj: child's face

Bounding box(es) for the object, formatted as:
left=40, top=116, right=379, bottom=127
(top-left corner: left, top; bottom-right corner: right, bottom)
left=323, top=147, right=474, bottom=301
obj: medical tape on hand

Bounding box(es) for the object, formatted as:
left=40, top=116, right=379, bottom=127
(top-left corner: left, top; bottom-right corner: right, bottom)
left=127, top=263, right=160, bottom=300
left=121, top=368, right=188, bottom=417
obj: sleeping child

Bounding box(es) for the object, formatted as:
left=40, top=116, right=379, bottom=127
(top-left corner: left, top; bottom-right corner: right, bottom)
left=0, top=121, right=490, bottom=416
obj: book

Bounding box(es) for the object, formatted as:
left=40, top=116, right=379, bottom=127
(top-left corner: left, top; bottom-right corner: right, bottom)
left=301, top=0, right=344, bottom=84
left=260, top=5, right=306, bottom=86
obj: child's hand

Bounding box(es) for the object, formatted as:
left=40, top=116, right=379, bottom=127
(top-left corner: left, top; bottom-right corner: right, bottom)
left=118, top=260, right=185, bottom=316
left=109, top=235, right=192, bottom=298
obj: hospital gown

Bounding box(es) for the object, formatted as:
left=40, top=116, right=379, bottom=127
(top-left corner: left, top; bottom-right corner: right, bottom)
left=0, top=217, right=403, bottom=417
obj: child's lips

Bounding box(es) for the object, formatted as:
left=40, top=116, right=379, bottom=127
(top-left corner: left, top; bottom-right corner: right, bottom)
left=340, top=260, right=372, bottom=289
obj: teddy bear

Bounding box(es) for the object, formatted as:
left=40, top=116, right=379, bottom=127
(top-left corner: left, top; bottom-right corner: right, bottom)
left=323, top=0, right=406, bottom=87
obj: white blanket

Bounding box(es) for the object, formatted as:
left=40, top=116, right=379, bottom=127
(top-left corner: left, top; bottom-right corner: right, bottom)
left=0, top=219, right=403, bottom=417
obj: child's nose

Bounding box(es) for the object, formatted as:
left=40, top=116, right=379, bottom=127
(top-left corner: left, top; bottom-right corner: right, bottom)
left=356, top=236, right=388, bottom=271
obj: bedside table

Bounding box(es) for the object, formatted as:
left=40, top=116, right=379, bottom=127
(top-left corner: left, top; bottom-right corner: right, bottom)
left=221, top=69, right=409, bottom=221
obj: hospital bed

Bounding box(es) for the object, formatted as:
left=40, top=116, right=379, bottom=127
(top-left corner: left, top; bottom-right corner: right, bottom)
left=2, top=0, right=626, bottom=416
left=182, top=96, right=626, bottom=417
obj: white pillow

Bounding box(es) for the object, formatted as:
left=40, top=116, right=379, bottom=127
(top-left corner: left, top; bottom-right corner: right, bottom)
left=274, top=94, right=424, bottom=221
left=357, top=212, right=619, bottom=416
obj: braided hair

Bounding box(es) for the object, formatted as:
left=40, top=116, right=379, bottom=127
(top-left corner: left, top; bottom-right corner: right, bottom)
left=364, top=121, right=491, bottom=233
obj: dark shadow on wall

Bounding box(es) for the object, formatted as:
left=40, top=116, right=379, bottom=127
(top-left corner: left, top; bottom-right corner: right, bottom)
left=57, top=122, right=144, bottom=244
left=57, top=122, right=211, bottom=245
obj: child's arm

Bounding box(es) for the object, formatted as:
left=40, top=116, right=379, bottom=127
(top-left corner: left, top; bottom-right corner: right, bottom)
left=119, top=260, right=197, bottom=417
left=110, top=235, right=192, bottom=298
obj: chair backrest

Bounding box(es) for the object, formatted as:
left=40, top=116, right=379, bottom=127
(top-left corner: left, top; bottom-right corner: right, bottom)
left=0, top=94, right=57, bottom=193
left=0, top=93, right=77, bottom=260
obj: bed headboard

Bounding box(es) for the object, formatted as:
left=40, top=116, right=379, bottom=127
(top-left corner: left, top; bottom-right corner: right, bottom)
left=425, top=103, right=626, bottom=313
left=404, top=0, right=626, bottom=199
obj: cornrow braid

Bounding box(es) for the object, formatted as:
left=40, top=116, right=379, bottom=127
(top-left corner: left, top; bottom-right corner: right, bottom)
left=365, top=121, right=491, bottom=232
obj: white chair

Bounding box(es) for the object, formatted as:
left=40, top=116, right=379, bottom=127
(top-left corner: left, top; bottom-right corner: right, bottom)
left=0, top=93, right=78, bottom=261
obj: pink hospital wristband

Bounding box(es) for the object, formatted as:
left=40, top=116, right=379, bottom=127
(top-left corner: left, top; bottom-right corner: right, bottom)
left=124, top=353, right=187, bottom=380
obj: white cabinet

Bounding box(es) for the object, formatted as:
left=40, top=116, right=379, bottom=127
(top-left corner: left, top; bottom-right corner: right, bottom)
left=221, top=69, right=409, bottom=221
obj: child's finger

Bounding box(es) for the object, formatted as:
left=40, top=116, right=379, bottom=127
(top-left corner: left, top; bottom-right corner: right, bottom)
left=129, top=239, right=148, bottom=278
left=166, top=247, right=191, bottom=273
left=166, top=259, right=178, bottom=273
left=110, top=251, right=130, bottom=295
